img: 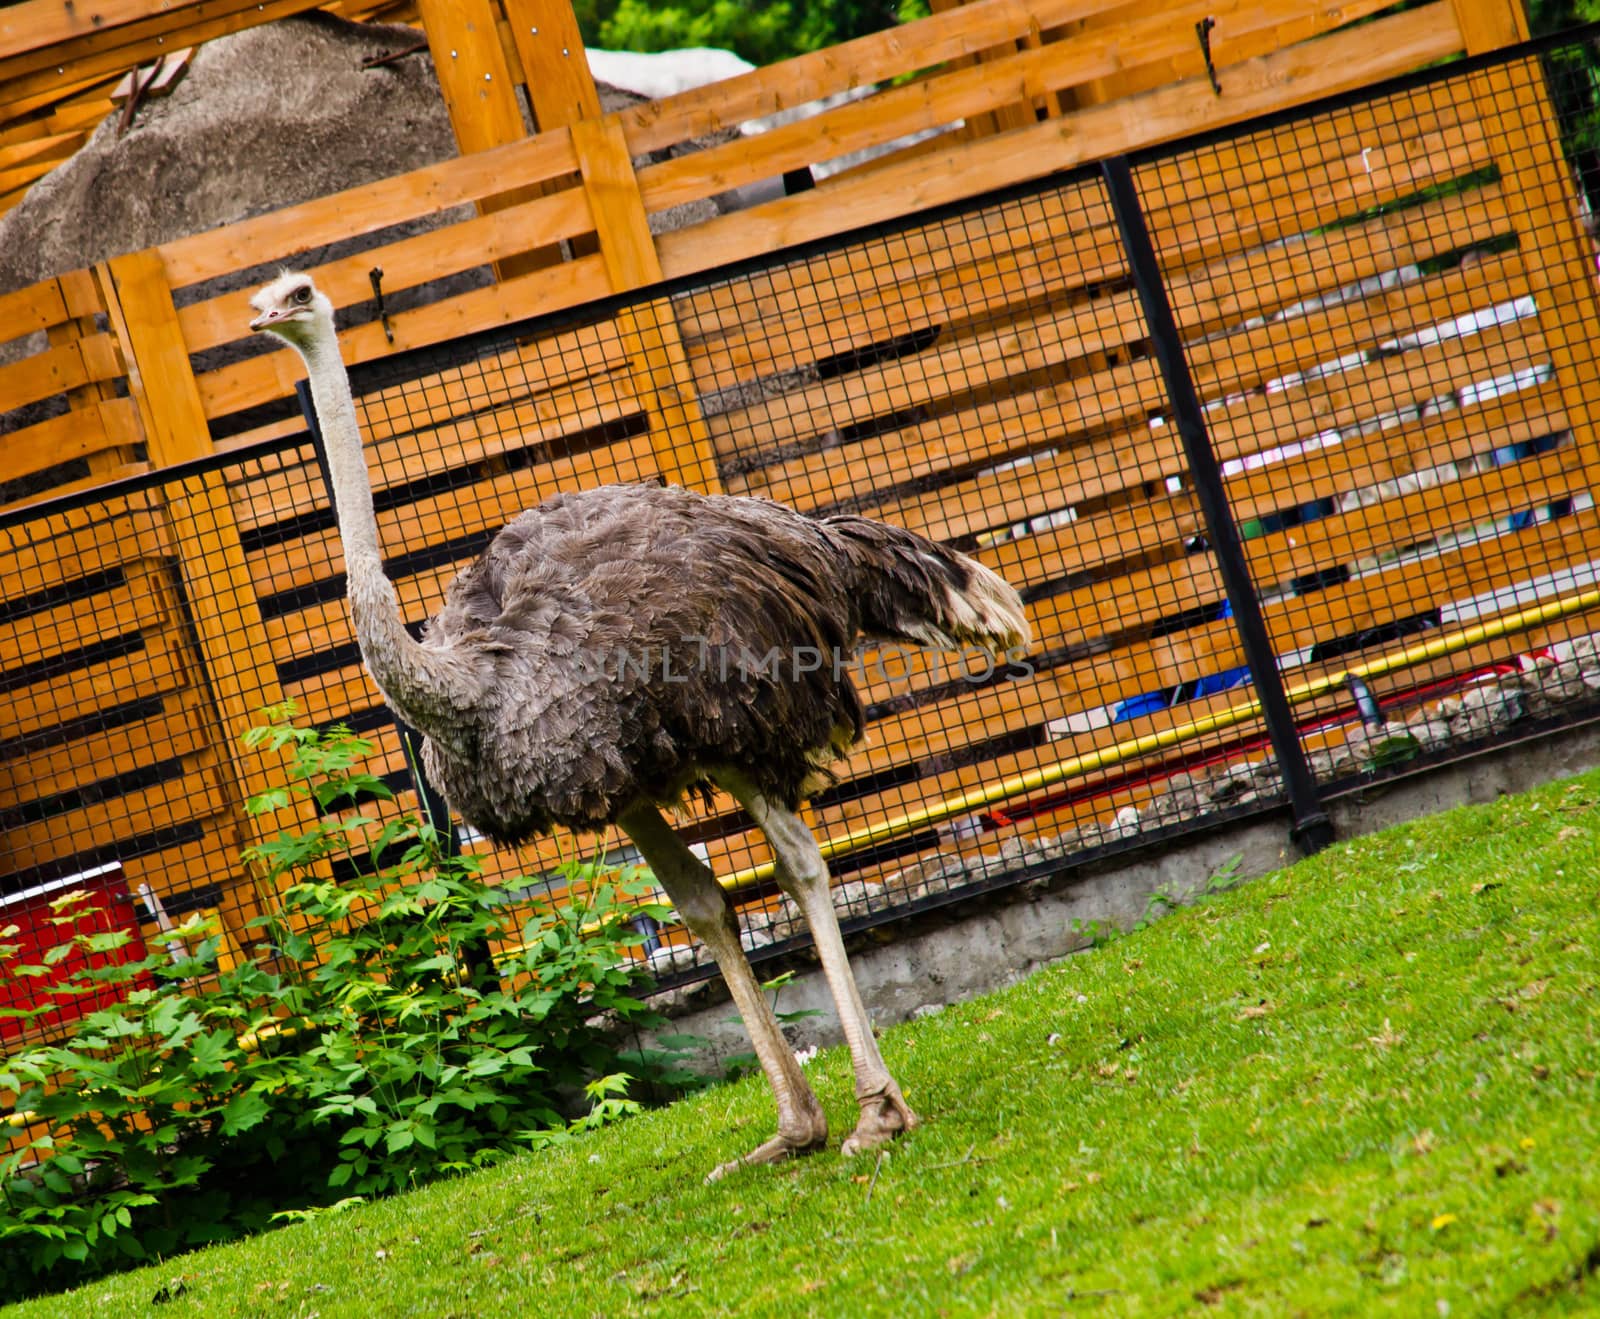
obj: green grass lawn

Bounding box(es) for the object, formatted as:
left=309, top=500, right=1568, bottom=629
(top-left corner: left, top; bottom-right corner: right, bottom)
left=7, top=767, right=1600, bottom=1317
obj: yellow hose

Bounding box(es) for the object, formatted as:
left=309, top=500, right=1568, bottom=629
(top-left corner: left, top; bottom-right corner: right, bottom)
left=712, top=583, right=1600, bottom=891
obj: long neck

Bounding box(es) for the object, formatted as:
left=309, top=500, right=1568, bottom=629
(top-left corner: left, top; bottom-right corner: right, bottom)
left=301, top=330, right=484, bottom=744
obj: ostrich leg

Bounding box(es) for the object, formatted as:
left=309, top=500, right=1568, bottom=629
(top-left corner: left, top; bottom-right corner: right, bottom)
left=617, top=799, right=828, bottom=1181
left=717, top=775, right=920, bottom=1156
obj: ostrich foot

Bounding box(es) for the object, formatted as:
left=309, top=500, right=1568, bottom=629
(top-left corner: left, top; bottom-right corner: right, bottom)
left=841, top=1082, right=920, bottom=1157
left=706, top=1119, right=828, bottom=1183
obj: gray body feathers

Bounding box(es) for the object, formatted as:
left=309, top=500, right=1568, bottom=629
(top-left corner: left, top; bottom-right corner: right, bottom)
left=416, top=484, right=1027, bottom=843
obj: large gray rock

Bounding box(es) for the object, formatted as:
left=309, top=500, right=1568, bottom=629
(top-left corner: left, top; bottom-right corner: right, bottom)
left=0, top=14, right=461, bottom=294
left=0, top=14, right=727, bottom=297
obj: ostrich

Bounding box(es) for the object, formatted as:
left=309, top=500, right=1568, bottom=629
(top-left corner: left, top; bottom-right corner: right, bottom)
left=249, top=271, right=1029, bottom=1179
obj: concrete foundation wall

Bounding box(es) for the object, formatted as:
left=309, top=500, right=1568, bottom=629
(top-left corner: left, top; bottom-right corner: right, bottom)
left=651, top=722, right=1600, bottom=1070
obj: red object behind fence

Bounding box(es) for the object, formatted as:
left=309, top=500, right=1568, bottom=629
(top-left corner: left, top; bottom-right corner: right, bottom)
left=0, top=865, right=153, bottom=1046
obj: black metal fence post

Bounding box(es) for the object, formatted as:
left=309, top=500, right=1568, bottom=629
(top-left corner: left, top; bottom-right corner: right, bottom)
left=1100, top=157, right=1334, bottom=855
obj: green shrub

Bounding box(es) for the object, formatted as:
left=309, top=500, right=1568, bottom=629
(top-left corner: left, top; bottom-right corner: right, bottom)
left=0, top=712, right=674, bottom=1302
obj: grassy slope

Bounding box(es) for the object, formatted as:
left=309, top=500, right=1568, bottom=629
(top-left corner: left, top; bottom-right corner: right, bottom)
left=7, top=769, right=1600, bottom=1318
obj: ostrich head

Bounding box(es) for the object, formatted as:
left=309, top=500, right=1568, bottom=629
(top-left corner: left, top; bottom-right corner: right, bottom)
left=248, top=270, right=334, bottom=349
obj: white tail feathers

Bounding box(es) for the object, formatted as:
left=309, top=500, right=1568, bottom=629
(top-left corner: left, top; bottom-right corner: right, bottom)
left=931, top=555, right=1030, bottom=655
left=822, top=513, right=1030, bottom=657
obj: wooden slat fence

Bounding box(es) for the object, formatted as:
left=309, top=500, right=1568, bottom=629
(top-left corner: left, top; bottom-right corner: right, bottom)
left=8, top=0, right=1600, bottom=996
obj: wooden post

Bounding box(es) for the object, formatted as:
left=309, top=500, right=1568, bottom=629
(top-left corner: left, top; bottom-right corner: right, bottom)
left=571, top=115, right=724, bottom=494
left=51, top=268, right=141, bottom=479
left=101, top=249, right=320, bottom=926
left=1446, top=0, right=1527, bottom=54
left=501, top=0, right=601, bottom=130
left=416, top=0, right=527, bottom=153
left=416, top=0, right=574, bottom=276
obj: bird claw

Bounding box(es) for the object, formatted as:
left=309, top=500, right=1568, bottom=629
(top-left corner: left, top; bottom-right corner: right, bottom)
left=841, top=1083, right=919, bottom=1158
left=705, top=1127, right=828, bottom=1183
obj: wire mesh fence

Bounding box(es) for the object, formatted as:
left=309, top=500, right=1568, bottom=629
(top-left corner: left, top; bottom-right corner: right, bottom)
left=7, top=28, right=1600, bottom=1032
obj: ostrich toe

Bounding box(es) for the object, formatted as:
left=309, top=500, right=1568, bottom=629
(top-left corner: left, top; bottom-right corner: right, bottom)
left=706, top=1117, right=829, bottom=1183
left=841, top=1081, right=920, bottom=1157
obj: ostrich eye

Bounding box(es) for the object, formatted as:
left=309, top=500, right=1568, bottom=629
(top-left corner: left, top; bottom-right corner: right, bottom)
left=292, top=285, right=312, bottom=305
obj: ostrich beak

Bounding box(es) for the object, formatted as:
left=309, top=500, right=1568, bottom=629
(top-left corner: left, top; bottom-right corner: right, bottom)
left=248, top=307, right=282, bottom=332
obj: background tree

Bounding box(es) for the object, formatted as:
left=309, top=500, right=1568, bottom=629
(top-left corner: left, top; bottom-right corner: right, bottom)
left=573, top=0, right=928, bottom=66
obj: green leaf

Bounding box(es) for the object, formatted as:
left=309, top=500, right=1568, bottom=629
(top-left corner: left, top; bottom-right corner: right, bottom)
left=219, top=1089, right=269, bottom=1136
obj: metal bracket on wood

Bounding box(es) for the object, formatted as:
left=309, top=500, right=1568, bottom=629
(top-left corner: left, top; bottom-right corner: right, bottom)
left=1196, top=17, right=1222, bottom=96
left=1101, top=155, right=1333, bottom=856
left=369, top=266, right=394, bottom=344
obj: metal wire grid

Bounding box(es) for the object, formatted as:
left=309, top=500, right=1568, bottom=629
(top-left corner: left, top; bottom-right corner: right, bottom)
left=7, top=31, right=1600, bottom=1019
left=0, top=448, right=328, bottom=1041
left=1133, top=44, right=1600, bottom=796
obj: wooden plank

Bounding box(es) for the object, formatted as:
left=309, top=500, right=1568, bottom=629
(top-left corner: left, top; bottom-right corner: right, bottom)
left=1167, top=182, right=1513, bottom=344
left=861, top=413, right=1186, bottom=550
left=0, top=575, right=169, bottom=673
left=419, top=0, right=528, bottom=153
left=0, top=497, right=166, bottom=601
left=1141, top=111, right=1497, bottom=284
left=231, top=348, right=640, bottom=536
left=0, top=68, right=119, bottom=127
left=0, top=125, right=81, bottom=171
left=245, top=426, right=663, bottom=599
left=194, top=251, right=612, bottom=421
left=0, top=697, right=209, bottom=807
left=1147, top=72, right=1491, bottom=205
left=233, top=380, right=636, bottom=544
left=1207, top=318, right=1550, bottom=481
left=0, top=398, right=142, bottom=488
left=0, top=0, right=332, bottom=117
left=652, top=5, right=1463, bottom=282
left=1242, top=443, right=1577, bottom=603
left=707, top=288, right=1148, bottom=461
left=684, top=94, right=1493, bottom=425
left=415, top=0, right=570, bottom=280
left=684, top=203, right=1123, bottom=399
left=175, top=185, right=595, bottom=354
left=0, top=333, right=120, bottom=412
left=503, top=0, right=600, bottom=130
left=1447, top=0, right=1527, bottom=53
left=158, top=125, right=582, bottom=287
left=2, top=631, right=188, bottom=742
left=675, top=185, right=1103, bottom=343
left=976, top=490, right=1200, bottom=589
left=0, top=138, right=84, bottom=197
left=283, top=659, right=383, bottom=730
left=1476, top=60, right=1600, bottom=475
left=1256, top=457, right=1600, bottom=665
left=0, top=767, right=227, bottom=880
left=1185, top=248, right=1531, bottom=409
left=1224, top=379, right=1570, bottom=530
left=0, top=270, right=66, bottom=334
left=728, top=356, right=1169, bottom=514
left=119, top=824, right=249, bottom=915
left=618, top=0, right=1150, bottom=157
left=0, top=0, right=256, bottom=67
left=636, top=0, right=1396, bottom=219
left=0, top=460, right=149, bottom=516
